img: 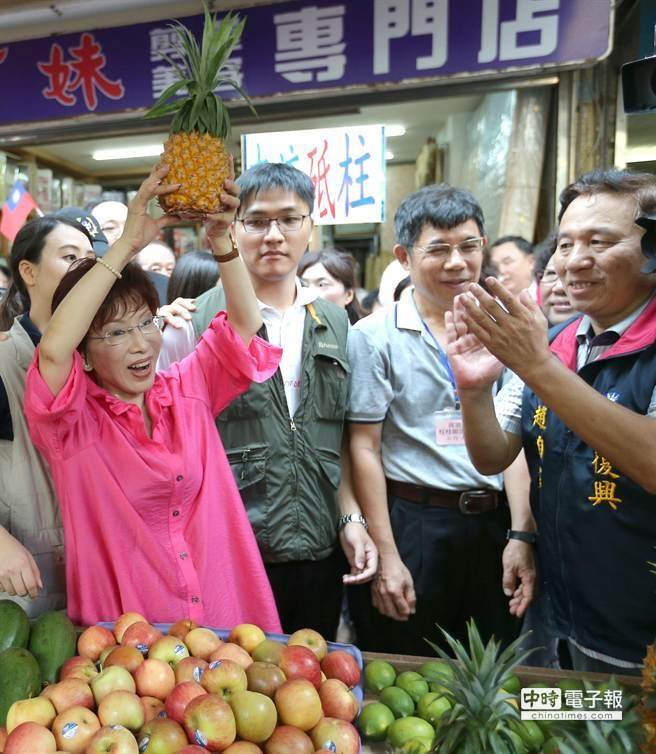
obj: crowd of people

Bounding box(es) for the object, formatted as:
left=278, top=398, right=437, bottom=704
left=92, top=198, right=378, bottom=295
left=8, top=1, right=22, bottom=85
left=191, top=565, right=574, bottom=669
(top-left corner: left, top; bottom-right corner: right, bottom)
left=0, top=158, right=654, bottom=678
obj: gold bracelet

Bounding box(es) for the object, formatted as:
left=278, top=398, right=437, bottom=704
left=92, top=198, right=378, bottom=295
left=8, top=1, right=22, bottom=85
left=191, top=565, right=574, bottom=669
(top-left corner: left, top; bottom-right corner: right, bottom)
left=95, top=257, right=122, bottom=279
left=213, top=237, right=240, bottom=263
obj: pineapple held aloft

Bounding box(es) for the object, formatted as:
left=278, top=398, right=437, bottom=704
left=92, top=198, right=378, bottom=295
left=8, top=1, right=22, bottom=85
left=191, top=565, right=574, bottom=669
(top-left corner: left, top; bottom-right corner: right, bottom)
left=144, top=5, right=255, bottom=219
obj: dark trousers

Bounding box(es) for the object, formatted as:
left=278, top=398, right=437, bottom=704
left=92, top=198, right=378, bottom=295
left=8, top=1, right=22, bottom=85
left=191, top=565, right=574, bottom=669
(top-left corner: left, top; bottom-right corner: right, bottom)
left=265, top=547, right=346, bottom=641
left=348, top=494, right=519, bottom=655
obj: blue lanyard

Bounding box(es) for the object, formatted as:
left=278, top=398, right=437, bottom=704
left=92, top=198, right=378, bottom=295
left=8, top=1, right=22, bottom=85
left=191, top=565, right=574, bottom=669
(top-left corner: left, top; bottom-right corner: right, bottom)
left=420, top=318, right=460, bottom=409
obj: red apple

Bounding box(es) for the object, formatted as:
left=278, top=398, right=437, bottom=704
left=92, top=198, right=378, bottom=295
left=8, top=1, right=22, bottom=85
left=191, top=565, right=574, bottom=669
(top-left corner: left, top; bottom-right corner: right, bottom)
left=0, top=726, right=7, bottom=751
left=183, top=693, right=236, bottom=752
left=201, top=659, right=247, bottom=700
left=52, top=706, right=101, bottom=754
left=121, top=622, right=163, bottom=654
left=97, top=690, right=145, bottom=732
left=245, top=662, right=286, bottom=698
left=209, top=643, right=252, bottom=670
left=227, top=624, right=266, bottom=655
left=165, top=681, right=205, bottom=723
left=6, top=697, right=56, bottom=732
left=288, top=629, right=328, bottom=662
left=137, top=718, right=188, bottom=754
left=318, top=679, right=358, bottom=722
left=4, top=722, right=57, bottom=754
left=59, top=655, right=99, bottom=683
left=99, top=646, right=119, bottom=668
left=140, top=696, right=166, bottom=724
left=177, top=747, right=211, bottom=754
left=263, top=725, right=314, bottom=754
left=85, top=725, right=138, bottom=754
left=320, top=651, right=360, bottom=688
left=104, top=646, right=144, bottom=674
left=279, top=646, right=321, bottom=689
left=309, top=717, right=359, bottom=754
left=224, top=743, right=263, bottom=753
left=251, top=640, right=284, bottom=666
left=274, top=680, right=323, bottom=731
left=41, top=679, right=94, bottom=714
left=113, top=612, right=147, bottom=643
left=184, top=628, right=223, bottom=660
left=228, top=690, right=277, bottom=743
left=148, top=636, right=190, bottom=668
left=77, top=626, right=116, bottom=662
left=91, top=666, right=136, bottom=705
left=168, top=619, right=198, bottom=640
left=175, top=656, right=209, bottom=685
left=133, top=658, right=175, bottom=701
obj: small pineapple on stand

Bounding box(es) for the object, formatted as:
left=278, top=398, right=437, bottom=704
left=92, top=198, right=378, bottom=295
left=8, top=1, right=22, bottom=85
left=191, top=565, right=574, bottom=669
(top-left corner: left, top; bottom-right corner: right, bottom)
left=144, top=3, right=255, bottom=219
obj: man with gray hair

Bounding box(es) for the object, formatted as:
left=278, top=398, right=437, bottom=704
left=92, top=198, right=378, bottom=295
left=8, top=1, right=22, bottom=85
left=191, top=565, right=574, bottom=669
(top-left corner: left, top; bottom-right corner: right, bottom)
left=347, top=184, right=523, bottom=654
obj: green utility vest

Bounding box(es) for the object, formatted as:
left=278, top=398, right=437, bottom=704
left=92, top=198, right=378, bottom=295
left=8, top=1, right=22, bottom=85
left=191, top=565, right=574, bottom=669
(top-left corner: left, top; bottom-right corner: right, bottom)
left=191, top=287, right=349, bottom=563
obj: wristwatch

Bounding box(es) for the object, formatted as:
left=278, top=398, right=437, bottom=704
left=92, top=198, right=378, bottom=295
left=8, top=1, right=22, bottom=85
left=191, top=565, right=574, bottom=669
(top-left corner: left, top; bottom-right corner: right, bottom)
left=213, top=236, right=239, bottom=263
left=338, top=513, right=368, bottom=531
left=506, top=529, right=537, bottom=544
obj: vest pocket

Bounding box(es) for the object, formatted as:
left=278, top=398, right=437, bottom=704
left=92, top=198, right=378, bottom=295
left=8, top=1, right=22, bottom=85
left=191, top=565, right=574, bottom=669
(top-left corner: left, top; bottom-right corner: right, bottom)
left=313, top=354, right=350, bottom=420
left=226, top=444, right=268, bottom=490
left=316, top=448, right=342, bottom=489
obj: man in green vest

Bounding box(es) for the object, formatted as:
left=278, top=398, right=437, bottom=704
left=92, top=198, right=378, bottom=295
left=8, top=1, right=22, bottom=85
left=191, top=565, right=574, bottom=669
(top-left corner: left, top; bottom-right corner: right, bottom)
left=159, top=162, right=377, bottom=639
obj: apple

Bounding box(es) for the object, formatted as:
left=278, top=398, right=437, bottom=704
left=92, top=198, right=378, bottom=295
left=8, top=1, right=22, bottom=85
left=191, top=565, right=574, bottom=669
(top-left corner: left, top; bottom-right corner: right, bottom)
left=52, top=706, right=101, bottom=754
left=228, top=690, right=277, bottom=743
left=309, top=717, right=359, bottom=754
left=227, top=624, right=266, bottom=655
left=201, top=659, right=248, bottom=700
left=41, top=679, right=94, bottom=714
left=137, top=718, right=188, bottom=754
left=224, top=743, right=263, bottom=753
left=288, top=629, right=327, bottom=662
left=165, top=680, right=205, bottom=723
left=99, top=646, right=119, bottom=668
left=177, top=747, right=211, bottom=754
left=97, top=690, right=145, bottom=732
left=104, top=646, right=145, bottom=674
left=6, top=697, right=57, bottom=732
left=149, top=636, right=190, bottom=668
left=184, top=628, right=223, bottom=660
left=318, top=679, right=358, bottom=722
left=168, top=619, right=198, bottom=640
left=279, top=646, right=321, bottom=689
left=263, top=725, right=314, bottom=754
left=4, top=722, right=57, bottom=754
left=0, top=726, right=7, bottom=750
left=113, top=612, right=147, bottom=643
left=85, top=725, right=138, bottom=754
left=245, top=662, right=286, bottom=698
left=91, top=666, right=136, bottom=705
left=59, top=656, right=99, bottom=683
left=183, top=694, right=236, bottom=751
left=133, top=659, right=176, bottom=700
left=77, top=626, right=117, bottom=663
left=209, top=643, right=252, bottom=670
left=121, top=622, right=163, bottom=654
left=274, top=680, right=323, bottom=731
left=175, top=656, right=209, bottom=685
left=141, top=697, right=166, bottom=724
left=251, top=640, right=284, bottom=666
left=320, top=652, right=360, bottom=689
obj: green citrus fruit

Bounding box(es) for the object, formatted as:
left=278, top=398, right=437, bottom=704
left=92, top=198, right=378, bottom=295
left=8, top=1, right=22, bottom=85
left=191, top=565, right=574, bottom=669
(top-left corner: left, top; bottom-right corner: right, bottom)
left=418, top=660, right=454, bottom=683
left=387, top=716, right=435, bottom=749
left=394, top=738, right=433, bottom=754
left=510, top=719, right=545, bottom=753
left=364, top=659, right=397, bottom=693
left=501, top=673, right=521, bottom=695
left=380, top=685, right=416, bottom=718
left=416, top=691, right=451, bottom=727
left=357, top=701, right=395, bottom=741
left=395, top=671, right=430, bottom=703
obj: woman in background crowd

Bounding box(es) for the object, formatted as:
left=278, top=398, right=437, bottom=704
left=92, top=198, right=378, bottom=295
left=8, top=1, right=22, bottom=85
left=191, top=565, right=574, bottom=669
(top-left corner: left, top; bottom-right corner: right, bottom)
left=533, top=233, right=576, bottom=325
left=299, top=247, right=364, bottom=323
left=167, top=250, right=220, bottom=303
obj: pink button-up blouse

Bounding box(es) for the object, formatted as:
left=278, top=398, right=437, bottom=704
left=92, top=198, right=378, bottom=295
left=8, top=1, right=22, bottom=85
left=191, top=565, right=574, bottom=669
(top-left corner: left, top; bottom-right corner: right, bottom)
left=25, top=312, right=282, bottom=632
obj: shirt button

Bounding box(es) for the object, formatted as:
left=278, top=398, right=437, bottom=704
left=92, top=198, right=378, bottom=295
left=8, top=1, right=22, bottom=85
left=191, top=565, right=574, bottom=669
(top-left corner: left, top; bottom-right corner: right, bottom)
left=180, top=552, right=188, bottom=559
left=191, top=596, right=200, bottom=604
left=176, top=475, right=184, bottom=481
left=172, top=510, right=180, bottom=517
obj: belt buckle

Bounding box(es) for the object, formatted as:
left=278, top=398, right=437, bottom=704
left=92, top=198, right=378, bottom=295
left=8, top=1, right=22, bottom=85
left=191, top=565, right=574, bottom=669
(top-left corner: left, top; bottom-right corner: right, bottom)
left=459, top=490, right=496, bottom=515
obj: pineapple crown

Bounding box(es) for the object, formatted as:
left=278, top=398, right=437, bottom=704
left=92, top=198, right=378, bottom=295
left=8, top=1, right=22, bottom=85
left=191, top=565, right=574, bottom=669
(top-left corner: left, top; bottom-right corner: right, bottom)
left=144, top=2, right=255, bottom=139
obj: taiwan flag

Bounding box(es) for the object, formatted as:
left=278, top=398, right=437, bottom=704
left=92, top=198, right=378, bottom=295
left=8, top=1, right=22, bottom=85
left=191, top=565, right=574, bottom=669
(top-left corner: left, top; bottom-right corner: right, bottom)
left=0, top=182, right=38, bottom=242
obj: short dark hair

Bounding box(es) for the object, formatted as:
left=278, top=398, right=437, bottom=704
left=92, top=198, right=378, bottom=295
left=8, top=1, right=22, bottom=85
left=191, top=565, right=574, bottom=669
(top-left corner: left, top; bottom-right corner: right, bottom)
left=394, top=184, right=485, bottom=248
left=558, top=168, right=656, bottom=221
left=237, top=163, right=315, bottom=215
left=167, top=251, right=219, bottom=302
left=51, top=258, right=159, bottom=342
left=532, top=232, right=558, bottom=281
left=297, top=247, right=364, bottom=323
left=490, top=235, right=533, bottom=255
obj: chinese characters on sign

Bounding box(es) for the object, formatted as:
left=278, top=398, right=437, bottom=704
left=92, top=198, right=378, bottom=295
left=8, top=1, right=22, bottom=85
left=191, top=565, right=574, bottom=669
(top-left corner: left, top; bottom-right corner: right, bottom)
left=520, top=687, right=623, bottom=721
left=242, top=125, right=386, bottom=225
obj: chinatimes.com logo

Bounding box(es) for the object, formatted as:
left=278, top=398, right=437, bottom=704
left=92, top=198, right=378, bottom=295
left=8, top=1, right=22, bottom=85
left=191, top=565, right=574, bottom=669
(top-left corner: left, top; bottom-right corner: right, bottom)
left=520, top=687, right=623, bottom=721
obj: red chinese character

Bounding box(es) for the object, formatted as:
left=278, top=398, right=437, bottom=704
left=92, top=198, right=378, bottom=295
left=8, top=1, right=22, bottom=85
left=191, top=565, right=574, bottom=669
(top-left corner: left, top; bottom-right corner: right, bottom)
left=68, top=33, right=124, bottom=111
left=0, top=48, right=8, bottom=65
left=307, top=139, right=335, bottom=219
left=37, top=44, right=76, bottom=106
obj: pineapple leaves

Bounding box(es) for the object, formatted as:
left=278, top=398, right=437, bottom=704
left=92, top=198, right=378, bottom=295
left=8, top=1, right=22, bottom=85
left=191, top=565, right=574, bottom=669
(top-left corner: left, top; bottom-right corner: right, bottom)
left=144, top=79, right=190, bottom=119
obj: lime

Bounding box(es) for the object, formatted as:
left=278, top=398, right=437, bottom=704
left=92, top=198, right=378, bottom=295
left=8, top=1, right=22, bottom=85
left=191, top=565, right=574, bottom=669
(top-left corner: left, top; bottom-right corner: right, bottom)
left=509, top=718, right=544, bottom=753
left=416, top=691, right=451, bottom=727
left=387, top=716, right=435, bottom=749
left=357, top=702, right=395, bottom=741
left=394, top=738, right=433, bottom=754
left=418, top=660, right=455, bottom=683
left=504, top=729, right=528, bottom=753
left=364, top=659, right=397, bottom=693
left=380, top=686, right=416, bottom=718
left=501, top=673, right=521, bottom=695
left=396, top=671, right=430, bottom=703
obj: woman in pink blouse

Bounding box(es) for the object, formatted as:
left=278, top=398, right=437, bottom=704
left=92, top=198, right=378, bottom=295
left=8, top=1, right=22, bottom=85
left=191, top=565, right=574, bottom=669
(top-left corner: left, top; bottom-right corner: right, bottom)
left=24, top=163, right=282, bottom=632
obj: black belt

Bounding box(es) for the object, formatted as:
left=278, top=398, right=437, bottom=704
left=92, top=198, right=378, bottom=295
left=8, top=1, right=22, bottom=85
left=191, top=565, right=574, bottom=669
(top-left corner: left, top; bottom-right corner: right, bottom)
left=386, top=479, right=501, bottom=514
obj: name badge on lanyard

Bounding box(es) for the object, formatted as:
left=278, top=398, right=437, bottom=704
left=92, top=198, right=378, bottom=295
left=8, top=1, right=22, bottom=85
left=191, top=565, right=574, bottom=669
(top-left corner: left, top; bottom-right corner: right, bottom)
left=435, top=409, right=465, bottom=445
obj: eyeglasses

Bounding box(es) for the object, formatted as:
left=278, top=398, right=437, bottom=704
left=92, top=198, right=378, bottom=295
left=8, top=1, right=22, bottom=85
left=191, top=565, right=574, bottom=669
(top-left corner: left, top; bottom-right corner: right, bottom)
left=537, top=269, right=559, bottom=286
left=88, top=315, right=163, bottom=347
left=237, top=214, right=310, bottom=234
left=412, top=237, right=485, bottom=258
